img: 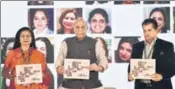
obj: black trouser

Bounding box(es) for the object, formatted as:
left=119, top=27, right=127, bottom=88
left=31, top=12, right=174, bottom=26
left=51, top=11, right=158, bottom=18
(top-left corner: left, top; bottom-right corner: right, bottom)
left=135, top=82, right=153, bottom=89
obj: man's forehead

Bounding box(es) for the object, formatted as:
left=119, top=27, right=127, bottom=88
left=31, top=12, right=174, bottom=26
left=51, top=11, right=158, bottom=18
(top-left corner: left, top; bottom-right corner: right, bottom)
left=75, top=21, right=86, bottom=26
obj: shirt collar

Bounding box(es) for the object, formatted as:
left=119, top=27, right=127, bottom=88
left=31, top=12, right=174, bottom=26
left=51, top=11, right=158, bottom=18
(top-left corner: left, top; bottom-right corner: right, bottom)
left=144, top=37, right=157, bottom=47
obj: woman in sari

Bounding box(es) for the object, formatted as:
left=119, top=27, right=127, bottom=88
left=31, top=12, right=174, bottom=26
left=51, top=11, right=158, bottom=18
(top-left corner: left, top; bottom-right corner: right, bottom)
left=2, top=27, right=51, bottom=89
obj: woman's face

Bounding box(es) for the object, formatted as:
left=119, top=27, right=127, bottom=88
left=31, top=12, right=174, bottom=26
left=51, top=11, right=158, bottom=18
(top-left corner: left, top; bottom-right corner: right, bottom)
left=150, top=11, right=165, bottom=32
left=36, top=40, right=46, bottom=56
left=62, top=12, right=76, bottom=30
left=33, top=10, right=48, bottom=31
left=90, top=13, right=107, bottom=33
left=20, top=30, right=32, bottom=46
left=119, top=42, right=132, bottom=61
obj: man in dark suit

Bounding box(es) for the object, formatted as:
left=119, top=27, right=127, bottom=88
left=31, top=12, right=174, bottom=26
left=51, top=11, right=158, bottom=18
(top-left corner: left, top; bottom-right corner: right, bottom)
left=128, top=18, right=175, bottom=89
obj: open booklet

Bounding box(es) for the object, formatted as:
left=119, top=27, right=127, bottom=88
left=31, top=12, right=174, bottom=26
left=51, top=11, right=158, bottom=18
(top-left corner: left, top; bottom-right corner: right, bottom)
left=130, top=59, right=155, bottom=79
left=64, top=59, right=90, bottom=80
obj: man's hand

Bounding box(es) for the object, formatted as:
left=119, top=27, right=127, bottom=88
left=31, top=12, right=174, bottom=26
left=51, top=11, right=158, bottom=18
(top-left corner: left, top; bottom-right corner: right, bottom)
left=57, top=66, right=64, bottom=74
left=128, top=73, right=134, bottom=81
left=151, top=73, right=163, bottom=82
left=89, top=63, right=100, bottom=71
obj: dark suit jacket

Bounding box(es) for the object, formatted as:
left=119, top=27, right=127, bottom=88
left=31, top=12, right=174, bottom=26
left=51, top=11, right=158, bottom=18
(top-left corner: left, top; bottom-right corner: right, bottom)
left=128, top=38, right=175, bottom=89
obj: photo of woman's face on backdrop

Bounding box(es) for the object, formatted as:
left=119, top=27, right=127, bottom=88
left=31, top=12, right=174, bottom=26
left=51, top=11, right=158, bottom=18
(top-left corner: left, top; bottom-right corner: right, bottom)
left=144, top=7, right=170, bottom=33
left=144, top=1, right=169, bottom=4
left=119, top=42, right=132, bottom=61
left=28, top=8, right=54, bottom=37
left=90, top=13, right=107, bottom=33
left=62, top=12, right=76, bottom=31
left=87, top=8, right=111, bottom=34
left=36, top=40, right=47, bottom=56
left=33, top=10, right=48, bottom=31
left=57, top=8, right=82, bottom=34
left=1, top=38, right=15, bottom=64
left=114, top=0, right=140, bottom=4
left=115, top=37, right=139, bottom=63
left=6, top=42, right=14, bottom=54
left=28, top=1, right=54, bottom=5
left=95, top=37, right=112, bottom=63
left=150, top=11, right=165, bottom=32
left=35, top=37, right=54, bottom=63
left=85, top=1, right=113, bottom=5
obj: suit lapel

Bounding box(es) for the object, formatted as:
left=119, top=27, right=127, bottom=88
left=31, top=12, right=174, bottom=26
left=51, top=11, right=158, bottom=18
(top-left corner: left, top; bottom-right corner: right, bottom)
left=137, top=39, right=161, bottom=59
left=137, top=42, right=144, bottom=58
left=152, top=38, right=161, bottom=59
